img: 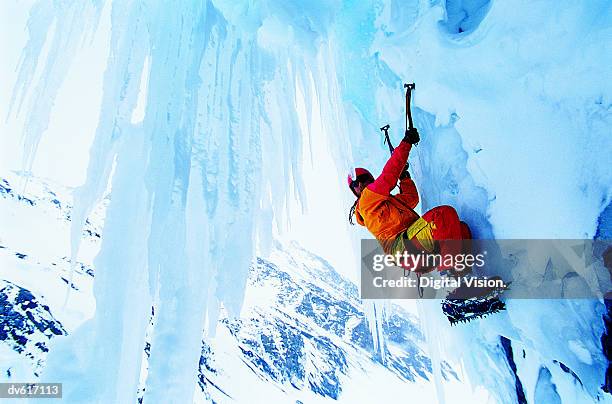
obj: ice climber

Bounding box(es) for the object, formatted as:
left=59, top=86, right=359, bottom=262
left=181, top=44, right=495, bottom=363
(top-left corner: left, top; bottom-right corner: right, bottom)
left=348, top=127, right=471, bottom=273
left=348, top=83, right=507, bottom=324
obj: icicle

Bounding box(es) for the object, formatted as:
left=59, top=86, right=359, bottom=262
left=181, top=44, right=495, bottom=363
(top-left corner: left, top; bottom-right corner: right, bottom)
left=10, top=1, right=105, bottom=175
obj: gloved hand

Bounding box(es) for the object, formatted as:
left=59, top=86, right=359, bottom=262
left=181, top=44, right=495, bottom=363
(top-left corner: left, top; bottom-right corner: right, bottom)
left=403, top=127, right=419, bottom=144
left=399, top=164, right=410, bottom=179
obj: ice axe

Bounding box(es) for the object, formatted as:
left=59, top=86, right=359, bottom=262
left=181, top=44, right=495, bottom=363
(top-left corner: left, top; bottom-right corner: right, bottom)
left=404, top=82, right=416, bottom=138
left=400, top=82, right=416, bottom=177
left=378, top=83, right=416, bottom=154
left=379, top=124, right=394, bottom=155
left=377, top=83, right=416, bottom=178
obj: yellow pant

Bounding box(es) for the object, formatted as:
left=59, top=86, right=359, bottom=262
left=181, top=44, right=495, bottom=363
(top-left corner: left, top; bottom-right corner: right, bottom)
left=390, top=217, right=436, bottom=256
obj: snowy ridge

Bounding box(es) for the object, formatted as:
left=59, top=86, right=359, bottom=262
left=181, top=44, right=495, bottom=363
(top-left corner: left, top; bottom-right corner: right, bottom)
left=186, top=245, right=464, bottom=402
left=0, top=280, right=65, bottom=376
left=216, top=249, right=438, bottom=392
left=0, top=173, right=105, bottom=240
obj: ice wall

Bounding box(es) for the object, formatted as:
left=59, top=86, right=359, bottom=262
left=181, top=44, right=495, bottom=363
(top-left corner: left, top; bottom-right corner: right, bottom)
left=8, top=0, right=612, bottom=402
left=368, top=1, right=612, bottom=402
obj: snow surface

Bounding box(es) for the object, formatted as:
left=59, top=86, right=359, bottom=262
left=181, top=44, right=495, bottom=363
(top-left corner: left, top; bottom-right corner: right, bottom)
left=1, top=0, right=611, bottom=403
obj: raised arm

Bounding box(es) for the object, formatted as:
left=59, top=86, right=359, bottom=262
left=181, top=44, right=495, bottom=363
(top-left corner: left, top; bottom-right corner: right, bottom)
left=367, top=141, right=412, bottom=195
left=396, top=177, right=419, bottom=208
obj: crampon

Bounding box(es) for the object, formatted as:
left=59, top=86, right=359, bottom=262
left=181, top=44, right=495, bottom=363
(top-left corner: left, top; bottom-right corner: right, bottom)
left=441, top=276, right=509, bottom=325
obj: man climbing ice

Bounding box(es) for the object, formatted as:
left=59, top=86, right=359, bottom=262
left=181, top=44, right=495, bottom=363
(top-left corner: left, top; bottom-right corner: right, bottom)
left=347, top=84, right=506, bottom=324
left=347, top=126, right=471, bottom=273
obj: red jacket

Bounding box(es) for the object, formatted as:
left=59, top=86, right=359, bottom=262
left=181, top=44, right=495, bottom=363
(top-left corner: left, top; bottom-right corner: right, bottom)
left=355, top=141, right=419, bottom=252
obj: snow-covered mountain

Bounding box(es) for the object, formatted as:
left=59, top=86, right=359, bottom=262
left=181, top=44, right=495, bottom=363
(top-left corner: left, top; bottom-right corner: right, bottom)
left=0, top=172, right=472, bottom=402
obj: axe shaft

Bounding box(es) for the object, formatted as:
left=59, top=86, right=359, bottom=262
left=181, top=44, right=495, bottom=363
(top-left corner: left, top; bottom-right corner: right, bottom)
left=404, top=83, right=415, bottom=131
